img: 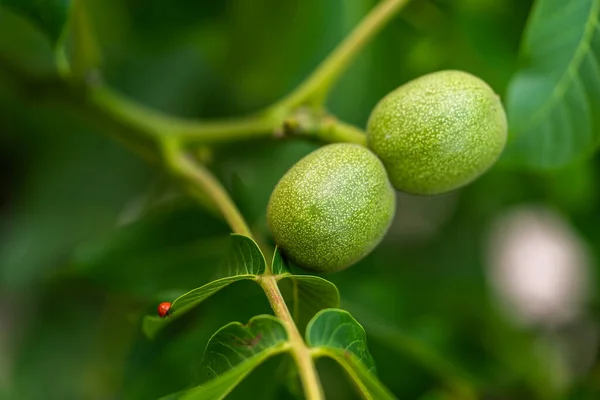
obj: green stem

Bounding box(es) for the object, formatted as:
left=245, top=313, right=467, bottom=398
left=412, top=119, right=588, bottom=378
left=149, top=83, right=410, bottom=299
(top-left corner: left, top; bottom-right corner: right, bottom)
left=2, top=0, right=411, bottom=155
left=90, top=84, right=368, bottom=147
left=162, top=140, right=252, bottom=237
left=318, top=117, right=368, bottom=146
left=278, top=107, right=367, bottom=145
left=259, top=274, right=325, bottom=400
left=81, top=0, right=410, bottom=148
left=162, top=140, right=324, bottom=399
left=2, top=0, right=410, bottom=152
left=87, top=84, right=281, bottom=142
left=276, top=0, right=411, bottom=109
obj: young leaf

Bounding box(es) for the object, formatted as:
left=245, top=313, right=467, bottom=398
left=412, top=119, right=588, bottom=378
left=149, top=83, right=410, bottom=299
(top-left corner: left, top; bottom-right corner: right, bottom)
left=143, top=234, right=266, bottom=338
left=503, top=0, right=600, bottom=169
left=273, top=248, right=340, bottom=332
left=271, top=246, right=288, bottom=275
left=306, top=309, right=397, bottom=400
left=161, top=315, right=289, bottom=400
left=0, top=0, right=71, bottom=46
left=225, top=234, right=267, bottom=276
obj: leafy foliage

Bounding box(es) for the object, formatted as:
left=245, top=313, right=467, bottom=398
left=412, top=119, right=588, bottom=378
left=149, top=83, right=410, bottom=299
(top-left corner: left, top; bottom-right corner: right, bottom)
left=0, top=0, right=71, bottom=46
left=273, top=248, right=340, bottom=332
left=3, top=1, right=600, bottom=400
left=306, top=309, right=396, bottom=400
left=504, top=0, right=600, bottom=169
left=143, top=234, right=265, bottom=338
left=161, top=315, right=289, bottom=400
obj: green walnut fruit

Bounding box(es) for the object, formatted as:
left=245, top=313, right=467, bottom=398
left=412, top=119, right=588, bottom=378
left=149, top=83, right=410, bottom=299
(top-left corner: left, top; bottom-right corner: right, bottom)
left=267, top=143, right=395, bottom=273
left=367, top=70, right=507, bottom=195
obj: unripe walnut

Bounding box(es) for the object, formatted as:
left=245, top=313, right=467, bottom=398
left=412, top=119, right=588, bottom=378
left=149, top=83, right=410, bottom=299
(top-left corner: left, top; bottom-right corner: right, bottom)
left=267, top=143, right=395, bottom=273
left=367, top=70, right=507, bottom=195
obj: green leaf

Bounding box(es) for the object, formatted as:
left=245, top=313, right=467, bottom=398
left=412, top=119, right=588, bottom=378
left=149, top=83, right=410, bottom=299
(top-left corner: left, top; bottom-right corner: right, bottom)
left=160, top=315, right=289, bottom=400
left=273, top=248, right=340, bottom=332
left=306, top=309, right=396, bottom=400
left=271, top=246, right=288, bottom=275
left=0, top=0, right=71, bottom=46
left=143, top=234, right=266, bottom=338
left=224, top=234, right=267, bottom=276
left=503, top=0, right=600, bottom=169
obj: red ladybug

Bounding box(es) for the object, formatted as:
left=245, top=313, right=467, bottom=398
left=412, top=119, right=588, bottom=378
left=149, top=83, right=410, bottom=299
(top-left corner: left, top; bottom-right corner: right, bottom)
left=157, top=302, right=172, bottom=318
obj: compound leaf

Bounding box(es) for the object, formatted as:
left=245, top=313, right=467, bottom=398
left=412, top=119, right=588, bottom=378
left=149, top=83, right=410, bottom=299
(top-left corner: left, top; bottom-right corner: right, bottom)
left=503, top=0, right=600, bottom=169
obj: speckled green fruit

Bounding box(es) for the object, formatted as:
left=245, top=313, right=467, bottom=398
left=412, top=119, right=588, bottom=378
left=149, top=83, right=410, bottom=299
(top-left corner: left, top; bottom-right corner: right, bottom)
left=367, top=70, right=507, bottom=195
left=267, top=143, right=396, bottom=273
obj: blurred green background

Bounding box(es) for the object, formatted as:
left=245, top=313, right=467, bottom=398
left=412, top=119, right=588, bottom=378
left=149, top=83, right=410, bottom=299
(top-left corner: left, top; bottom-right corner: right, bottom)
left=1, top=0, right=599, bottom=399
